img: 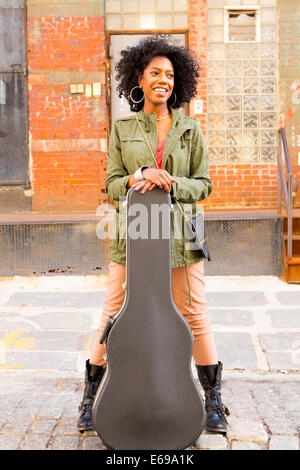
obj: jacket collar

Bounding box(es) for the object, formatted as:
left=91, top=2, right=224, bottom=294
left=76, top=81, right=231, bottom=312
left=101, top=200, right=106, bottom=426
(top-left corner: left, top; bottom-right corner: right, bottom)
left=136, top=107, right=192, bottom=134
left=136, top=107, right=193, bottom=170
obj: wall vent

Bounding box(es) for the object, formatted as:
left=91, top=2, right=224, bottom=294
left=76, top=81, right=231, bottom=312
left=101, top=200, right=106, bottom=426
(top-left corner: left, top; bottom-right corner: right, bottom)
left=225, top=7, right=260, bottom=43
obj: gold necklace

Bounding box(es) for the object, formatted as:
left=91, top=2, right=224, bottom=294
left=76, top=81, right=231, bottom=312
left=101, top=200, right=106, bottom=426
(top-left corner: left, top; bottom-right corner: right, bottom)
left=156, top=113, right=170, bottom=121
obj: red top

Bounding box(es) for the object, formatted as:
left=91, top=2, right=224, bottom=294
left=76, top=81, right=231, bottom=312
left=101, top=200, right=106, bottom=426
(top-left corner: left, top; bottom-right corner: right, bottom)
left=156, top=138, right=166, bottom=169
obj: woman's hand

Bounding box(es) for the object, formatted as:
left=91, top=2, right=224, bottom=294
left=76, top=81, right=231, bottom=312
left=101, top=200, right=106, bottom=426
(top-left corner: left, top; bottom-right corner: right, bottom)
left=134, top=168, right=177, bottom=194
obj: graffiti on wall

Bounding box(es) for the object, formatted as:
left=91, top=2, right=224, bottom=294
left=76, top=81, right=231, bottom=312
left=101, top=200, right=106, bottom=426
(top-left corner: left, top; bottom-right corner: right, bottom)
left=290, top=81, right=300, bottom=149
left=291, top=80, right=300, bottom=106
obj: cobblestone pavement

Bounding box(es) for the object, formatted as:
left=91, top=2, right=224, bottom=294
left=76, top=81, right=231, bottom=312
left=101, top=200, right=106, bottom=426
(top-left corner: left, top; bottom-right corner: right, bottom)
left=0, top=274, right=299, bottom=451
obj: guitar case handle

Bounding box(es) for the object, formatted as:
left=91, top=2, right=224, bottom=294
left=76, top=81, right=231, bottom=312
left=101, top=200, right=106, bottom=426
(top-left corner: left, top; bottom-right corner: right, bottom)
left=99, top=316, right=114, bottom=344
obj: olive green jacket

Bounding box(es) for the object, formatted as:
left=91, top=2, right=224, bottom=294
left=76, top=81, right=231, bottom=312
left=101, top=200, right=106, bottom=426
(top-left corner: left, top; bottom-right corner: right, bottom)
left=105, top=107, right=213, bottom=268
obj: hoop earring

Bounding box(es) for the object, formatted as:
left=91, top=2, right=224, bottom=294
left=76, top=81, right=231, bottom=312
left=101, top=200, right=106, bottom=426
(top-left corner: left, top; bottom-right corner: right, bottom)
left=130, top=86, right=144, bottom=104
left=168, top=92, right=177, bottom=107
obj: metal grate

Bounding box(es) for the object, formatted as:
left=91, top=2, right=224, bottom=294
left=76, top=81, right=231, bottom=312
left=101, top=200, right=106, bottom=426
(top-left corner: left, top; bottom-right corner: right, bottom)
left=0, top=222, right=109, bottom=276
left=0, top=216, right=283, bottom=276
left=204, top=214, right=283, bottom=275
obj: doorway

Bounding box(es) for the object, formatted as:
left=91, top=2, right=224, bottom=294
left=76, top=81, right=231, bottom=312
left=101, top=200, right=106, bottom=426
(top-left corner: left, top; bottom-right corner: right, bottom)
left=0, top=1, right=28, bottom=185
left=108, top=33, right=187, bottom=125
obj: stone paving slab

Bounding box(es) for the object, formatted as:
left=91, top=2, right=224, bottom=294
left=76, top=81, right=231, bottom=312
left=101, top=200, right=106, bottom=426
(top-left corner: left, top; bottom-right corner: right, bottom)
left=3, top=351, right=80, bottom=370
left=264, top=352, right=300, bottom=371
left=231, top=441, right=261, bottom=450
left=209, top=309, right=255, bottom=326
left=259, top=332, right=300, bottom=350
left=275, top=291, right=300, bottom=305
left=269, top=435, right=299, bottom=450
left=258, top=332, right=300, bottom=371
left=25, top=311, right=97, bottom=330
left=214, top=332, right=258, bottom=369
left=195, top=433, right=228, bottom=450
left=226, top=418, right=268, bottom=444
left=206, top=291, right=268, bottom=307
left=267, top=309, right=300, bottom=328
left=2, top=292, right=106, bottom=308
left=0, top=311, right=99, bottom=333
left=4, top=330, right=92, bottom=351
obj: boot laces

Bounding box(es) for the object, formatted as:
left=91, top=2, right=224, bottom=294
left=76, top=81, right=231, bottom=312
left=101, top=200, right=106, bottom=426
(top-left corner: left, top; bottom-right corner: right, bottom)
left=206, top=389, right=230, bottom=421
left=79, top=380, right=100, bottom=413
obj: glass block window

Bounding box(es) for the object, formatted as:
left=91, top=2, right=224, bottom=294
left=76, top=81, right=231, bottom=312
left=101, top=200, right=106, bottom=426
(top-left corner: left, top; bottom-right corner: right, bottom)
left=207, top=3, right=277, bottom=164
left=106, top=0, right=189, bottom=30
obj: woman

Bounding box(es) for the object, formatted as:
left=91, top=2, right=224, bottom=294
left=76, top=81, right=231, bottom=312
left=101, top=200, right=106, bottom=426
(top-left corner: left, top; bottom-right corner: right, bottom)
left=77, top=35, right=229, bottom=437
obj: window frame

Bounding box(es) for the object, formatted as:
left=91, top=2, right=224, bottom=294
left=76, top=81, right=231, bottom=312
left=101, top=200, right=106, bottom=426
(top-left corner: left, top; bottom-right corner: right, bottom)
left=224, top=6, right=261, bottom=44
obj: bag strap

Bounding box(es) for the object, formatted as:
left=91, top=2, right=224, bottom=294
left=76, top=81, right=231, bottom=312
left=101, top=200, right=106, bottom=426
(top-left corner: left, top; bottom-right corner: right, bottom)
left=135, top=113, right=188, bottom=220
left=135, top=114, right=159, bottom=169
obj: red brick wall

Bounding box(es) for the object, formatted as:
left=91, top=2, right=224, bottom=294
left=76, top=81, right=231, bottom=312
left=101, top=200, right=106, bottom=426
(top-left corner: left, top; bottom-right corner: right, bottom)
left=207, top=163, right=278, bottom=210
left=28, top=15, right=108, bottom=211
left=209, top=164, right=277, bottom=209
left=189, top=0, right=278, bottom=211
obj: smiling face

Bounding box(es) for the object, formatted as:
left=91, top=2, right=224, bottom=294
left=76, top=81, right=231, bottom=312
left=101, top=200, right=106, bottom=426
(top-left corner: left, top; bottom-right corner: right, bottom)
left=138, top=56, right=174, bottom=111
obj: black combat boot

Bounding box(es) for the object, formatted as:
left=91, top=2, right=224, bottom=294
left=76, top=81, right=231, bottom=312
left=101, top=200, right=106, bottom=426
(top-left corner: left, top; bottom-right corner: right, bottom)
left=77, top=360, right=105, bottom=434
left=196, top=361, right=230, bottom=434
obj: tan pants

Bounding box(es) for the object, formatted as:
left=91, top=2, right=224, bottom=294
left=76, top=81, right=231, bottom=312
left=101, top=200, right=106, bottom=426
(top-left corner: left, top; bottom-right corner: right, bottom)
left=90, top=261, right=218, bottom=366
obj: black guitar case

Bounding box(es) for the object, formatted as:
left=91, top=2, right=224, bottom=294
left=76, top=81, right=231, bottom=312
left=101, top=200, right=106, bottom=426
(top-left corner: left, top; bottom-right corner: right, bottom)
left=93, top=186, right=205, bottom=450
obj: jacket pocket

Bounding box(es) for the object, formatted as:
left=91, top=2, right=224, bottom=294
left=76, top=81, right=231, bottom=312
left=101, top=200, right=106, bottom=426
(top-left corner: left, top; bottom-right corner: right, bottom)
left=167, top=134, right=191, bottom=176
left=119, top=136, right=148, bottom=172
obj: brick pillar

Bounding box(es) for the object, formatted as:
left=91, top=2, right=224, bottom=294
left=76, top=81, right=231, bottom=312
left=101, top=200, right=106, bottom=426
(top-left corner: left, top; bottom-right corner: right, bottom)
left=189, top=0, right=208, bottom=136
left=278, top=0, right=300, bottom=208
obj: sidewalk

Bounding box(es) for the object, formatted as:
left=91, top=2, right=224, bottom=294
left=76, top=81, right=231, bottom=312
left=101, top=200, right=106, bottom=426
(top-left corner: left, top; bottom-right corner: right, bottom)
left=0, top=273, right=299, bottom=450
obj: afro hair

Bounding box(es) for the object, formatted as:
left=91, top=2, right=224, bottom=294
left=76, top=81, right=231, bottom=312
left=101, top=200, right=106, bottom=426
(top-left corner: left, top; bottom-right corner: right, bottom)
left=115, top=35, right=200, bottom=112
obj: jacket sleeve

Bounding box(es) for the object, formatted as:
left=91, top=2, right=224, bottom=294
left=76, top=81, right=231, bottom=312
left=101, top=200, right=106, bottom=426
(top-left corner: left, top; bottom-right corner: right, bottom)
left=105, top=121, right=131, bottom=201
left=171, top=120, right=213, bottom=203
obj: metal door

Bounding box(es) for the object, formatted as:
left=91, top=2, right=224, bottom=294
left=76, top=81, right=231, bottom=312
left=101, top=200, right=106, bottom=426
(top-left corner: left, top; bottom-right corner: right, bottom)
left=0, top=0, right=28, bottom=185
left=109, top=34, right=187, bottom=125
